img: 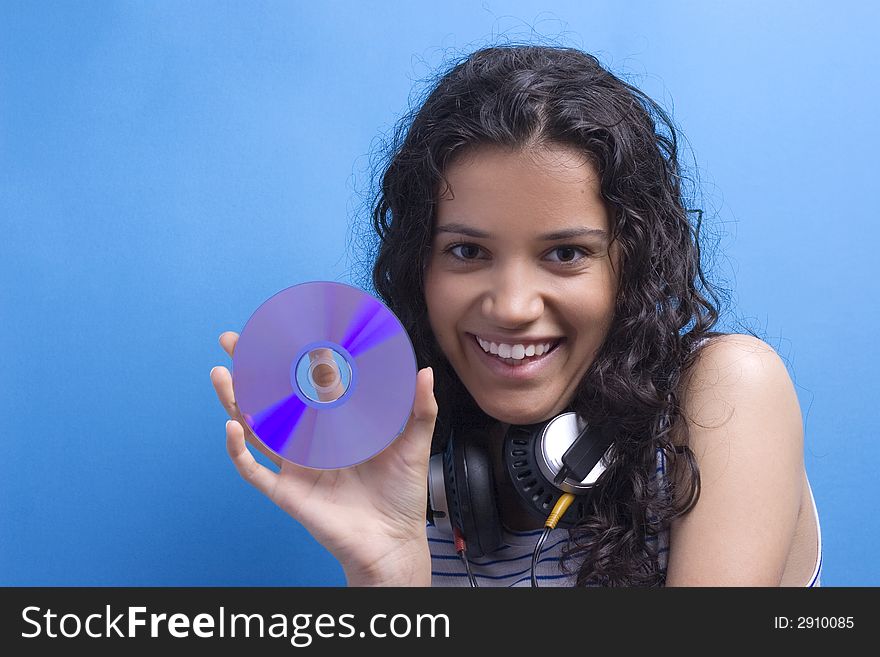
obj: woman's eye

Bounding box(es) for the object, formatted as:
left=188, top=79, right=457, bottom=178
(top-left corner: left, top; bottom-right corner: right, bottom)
left=448, top=243, right=483, bottom=260
left=546, top=246, right=588, bottom=263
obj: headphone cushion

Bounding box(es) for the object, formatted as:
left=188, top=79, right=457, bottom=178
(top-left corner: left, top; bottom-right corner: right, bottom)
left=447, top=432, right=504, bottom=557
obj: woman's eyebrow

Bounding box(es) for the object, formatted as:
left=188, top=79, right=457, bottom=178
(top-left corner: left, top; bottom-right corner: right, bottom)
left=435, top=222, right=608, bottom=242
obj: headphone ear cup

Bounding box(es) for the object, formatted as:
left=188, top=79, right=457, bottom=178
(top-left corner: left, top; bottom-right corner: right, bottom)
left=445, top=431, right=504, bottom=558
left=503, top=422, right=592, bottom=527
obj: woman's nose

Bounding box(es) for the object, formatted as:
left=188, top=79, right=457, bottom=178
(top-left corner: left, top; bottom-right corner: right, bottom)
left=480, top=267, right=545, bottom=328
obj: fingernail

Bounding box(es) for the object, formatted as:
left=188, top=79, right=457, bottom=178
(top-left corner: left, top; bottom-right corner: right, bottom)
left=226, top=420, right=232, bottom=430
left=210, top=366, right=217, bottom=377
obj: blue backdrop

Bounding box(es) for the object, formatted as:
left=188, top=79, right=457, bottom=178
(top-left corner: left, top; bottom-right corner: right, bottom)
left=2, top=0, right=876, bottom=586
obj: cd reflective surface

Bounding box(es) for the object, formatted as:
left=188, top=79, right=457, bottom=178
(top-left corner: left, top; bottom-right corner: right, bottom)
left=232, top=281, right=417, bottom=469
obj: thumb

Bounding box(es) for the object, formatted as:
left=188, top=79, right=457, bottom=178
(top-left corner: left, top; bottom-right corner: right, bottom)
left=413, top=367, right=438, bottom=424
left=398, top=367, right=438, bottom=464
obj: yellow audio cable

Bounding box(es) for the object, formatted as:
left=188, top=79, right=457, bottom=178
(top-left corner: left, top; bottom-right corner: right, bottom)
left=545, top=493, right=576, bottom=530
left=531, top=493, right=576, bottom=587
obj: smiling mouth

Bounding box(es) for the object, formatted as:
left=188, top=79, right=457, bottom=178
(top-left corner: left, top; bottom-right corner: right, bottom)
left=471, top=334, right=563, bottom=366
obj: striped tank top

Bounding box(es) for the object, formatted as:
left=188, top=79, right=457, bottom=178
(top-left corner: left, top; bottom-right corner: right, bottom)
left=427, top=448, right=823, bottom=586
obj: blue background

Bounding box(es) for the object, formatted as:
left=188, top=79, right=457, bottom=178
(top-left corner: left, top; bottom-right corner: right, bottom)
left=1, top=1, right=877, bottom=586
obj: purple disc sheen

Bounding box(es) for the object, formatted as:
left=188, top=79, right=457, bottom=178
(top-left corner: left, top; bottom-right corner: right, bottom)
left=232, top=281, right=417, bottom=469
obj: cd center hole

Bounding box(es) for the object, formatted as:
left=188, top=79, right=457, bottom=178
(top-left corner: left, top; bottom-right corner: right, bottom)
left=294, top=345, right=352, bottom=404
left=311, top=361, right=339, bottom=388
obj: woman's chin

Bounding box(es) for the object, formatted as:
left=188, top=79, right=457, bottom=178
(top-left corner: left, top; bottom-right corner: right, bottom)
left=479, top=401, right=566, bottom=427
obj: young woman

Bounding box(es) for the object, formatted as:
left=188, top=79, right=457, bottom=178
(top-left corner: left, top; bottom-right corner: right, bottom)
left=210, top=45, right=821, bottom=587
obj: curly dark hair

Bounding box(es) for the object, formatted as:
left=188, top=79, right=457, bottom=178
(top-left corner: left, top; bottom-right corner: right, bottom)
left=360, top=44, right=725, bottom=586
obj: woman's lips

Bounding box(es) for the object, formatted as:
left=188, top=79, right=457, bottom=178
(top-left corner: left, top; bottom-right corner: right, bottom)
left=467, top=333, right=563, bottom=379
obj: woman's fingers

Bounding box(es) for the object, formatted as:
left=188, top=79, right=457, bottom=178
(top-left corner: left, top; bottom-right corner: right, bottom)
left=394, top=367, right=438, bottom=471
left=412, top=367, right=438, bottom=433
left=210, top=365, right=240, bottom=418
left=211, top=365, right=282, bottom=467
left=219, top=331, right=239, bottom=358
left=214, top=330, right=282, bottom=466
left=226, top=419, right=279, bottom=500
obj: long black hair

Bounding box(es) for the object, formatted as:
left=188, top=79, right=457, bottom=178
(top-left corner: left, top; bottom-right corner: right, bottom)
left=361, top=44, right=725, bottom=586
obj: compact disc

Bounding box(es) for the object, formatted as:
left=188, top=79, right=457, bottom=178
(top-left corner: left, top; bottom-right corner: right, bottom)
left=232, top=281, right=417, bottom=469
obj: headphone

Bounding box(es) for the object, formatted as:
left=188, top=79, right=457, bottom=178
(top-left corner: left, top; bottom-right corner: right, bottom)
left=427, top=412, right=616, bottom=557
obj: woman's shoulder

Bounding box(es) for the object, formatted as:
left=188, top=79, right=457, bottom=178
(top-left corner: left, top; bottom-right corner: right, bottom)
left=665, top=332, right=807, bottom=585
left=678, top=332, right=800, bottom=441
left=681, top=332, right=793, bottom=401
left=689, top=331, right=780, bottom=358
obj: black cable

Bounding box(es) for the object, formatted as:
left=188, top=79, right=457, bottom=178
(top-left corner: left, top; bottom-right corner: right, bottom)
left=530, top=527, right=552, bottom=587
left=452, top=527, right=479, bottom=587
left=458, top=550, right=478, bottom=587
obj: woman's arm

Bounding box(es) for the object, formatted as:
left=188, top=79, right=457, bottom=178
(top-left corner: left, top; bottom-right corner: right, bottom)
left=665, top=334, right=805, bottom=586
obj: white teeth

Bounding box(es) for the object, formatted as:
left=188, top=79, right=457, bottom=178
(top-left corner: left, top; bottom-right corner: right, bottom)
left=475, top=336, right=555, bottom=361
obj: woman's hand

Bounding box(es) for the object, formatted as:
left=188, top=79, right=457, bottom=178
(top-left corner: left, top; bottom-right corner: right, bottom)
left=210, top=331, right=437, bottom=586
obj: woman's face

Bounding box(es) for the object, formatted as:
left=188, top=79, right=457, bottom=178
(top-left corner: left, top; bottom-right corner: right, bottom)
left=424, top=144, right=619, bottom=425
